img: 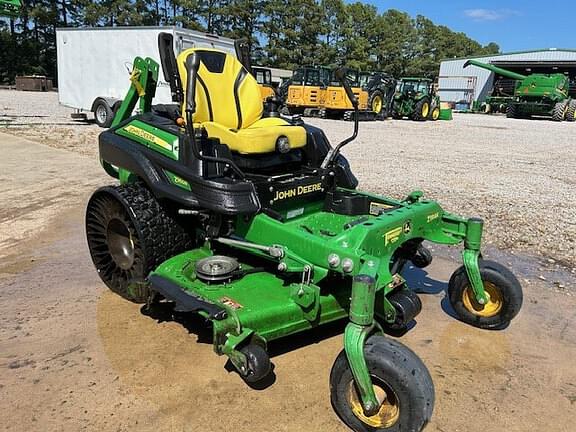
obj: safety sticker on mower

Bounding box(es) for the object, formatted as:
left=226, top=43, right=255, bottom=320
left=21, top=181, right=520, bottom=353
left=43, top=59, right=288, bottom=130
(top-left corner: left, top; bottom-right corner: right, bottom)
left=220, top=297, right=243, bottom=310
left=384, top=226, right=403, bottom=245
left=369, top=202, right=395, bottom=215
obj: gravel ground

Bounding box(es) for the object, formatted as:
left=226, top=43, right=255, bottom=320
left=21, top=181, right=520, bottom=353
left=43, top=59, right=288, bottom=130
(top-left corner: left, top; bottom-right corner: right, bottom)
left=1, top=89, right=575, bottom=269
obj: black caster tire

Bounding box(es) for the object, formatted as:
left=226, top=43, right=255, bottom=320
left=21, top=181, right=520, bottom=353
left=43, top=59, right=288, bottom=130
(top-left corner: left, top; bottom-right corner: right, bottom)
left=448, top=260, right=523, bottom=330
left=330, top=335, right=434, bottom=432
left=411, top=245, right=433, bottom=269
left=240, top=344, right=271, bottom=383
left=86, top=182, right=195, bottom=303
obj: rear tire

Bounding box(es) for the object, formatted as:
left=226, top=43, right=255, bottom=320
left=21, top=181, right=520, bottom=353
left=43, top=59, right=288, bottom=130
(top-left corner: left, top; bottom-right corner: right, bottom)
left=506, top=104, right=518, bottom=119
left=565, top=100, right=576, bottom=122
left=552, top=101, right=568, bottom=122
left=86, top=183, right=195, bottom=303
left=330, top=336, right=434, bottom=432
left=412, top=98, right=430, bottom=121
left=369, top=90, right=385, bottom=120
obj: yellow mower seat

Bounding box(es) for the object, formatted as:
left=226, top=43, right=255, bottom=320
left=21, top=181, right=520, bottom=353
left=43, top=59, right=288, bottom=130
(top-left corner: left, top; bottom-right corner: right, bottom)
left=177, top=48, right=306, bottom=155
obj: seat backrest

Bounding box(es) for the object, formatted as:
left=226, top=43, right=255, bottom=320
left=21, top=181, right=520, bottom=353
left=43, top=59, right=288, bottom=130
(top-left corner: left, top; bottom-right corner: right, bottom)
left=177, top=48, right=263, bottom=129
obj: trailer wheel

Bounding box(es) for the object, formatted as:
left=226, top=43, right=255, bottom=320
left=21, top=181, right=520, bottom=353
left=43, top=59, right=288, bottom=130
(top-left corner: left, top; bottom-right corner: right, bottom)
left=565, top=100, right=576, bottom=122
left=552, top=101, right=568, bottom=122
left=94, top=99, right=114, bottom=128
left=330, top=336, right=434, bottom=431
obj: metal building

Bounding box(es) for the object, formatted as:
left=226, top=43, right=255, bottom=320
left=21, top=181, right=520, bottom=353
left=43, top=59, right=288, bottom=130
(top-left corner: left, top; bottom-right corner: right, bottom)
left=438, top=49, right=576, bottom=106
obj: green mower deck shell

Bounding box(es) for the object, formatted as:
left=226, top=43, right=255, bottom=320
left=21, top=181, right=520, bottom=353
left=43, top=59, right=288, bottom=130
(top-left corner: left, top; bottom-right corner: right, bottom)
left=151, top=188, right=487, bottom=346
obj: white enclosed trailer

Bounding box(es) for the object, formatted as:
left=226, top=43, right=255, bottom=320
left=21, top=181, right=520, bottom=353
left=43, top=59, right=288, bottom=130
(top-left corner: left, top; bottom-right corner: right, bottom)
left=56, top=26, right=236, bottom=127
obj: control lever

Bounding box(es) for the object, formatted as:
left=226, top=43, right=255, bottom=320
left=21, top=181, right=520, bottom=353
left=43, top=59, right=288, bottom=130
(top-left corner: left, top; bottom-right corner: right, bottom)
left=320, top=67, right=359, bottom=169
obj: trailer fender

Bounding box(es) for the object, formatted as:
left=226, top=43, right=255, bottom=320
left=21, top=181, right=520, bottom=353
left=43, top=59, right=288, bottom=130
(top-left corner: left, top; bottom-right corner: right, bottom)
left=91, top=96, right=120, bottom=113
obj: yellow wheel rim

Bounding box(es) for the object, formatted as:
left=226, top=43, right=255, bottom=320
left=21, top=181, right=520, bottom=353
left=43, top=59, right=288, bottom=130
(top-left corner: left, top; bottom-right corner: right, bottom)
left=462, top=282, right=503, bottom=318
left=346, top=381, right=400, bottom=428
left=421, top=102, right=429, bottom=118
left=432, top=107, right=440, bottom=120
left=372, top=95, right=383, bottom=113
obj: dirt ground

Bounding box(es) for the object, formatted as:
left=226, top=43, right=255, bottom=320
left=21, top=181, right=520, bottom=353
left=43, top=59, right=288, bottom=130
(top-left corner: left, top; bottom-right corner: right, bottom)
left=1, top=93, right=576, bottom=431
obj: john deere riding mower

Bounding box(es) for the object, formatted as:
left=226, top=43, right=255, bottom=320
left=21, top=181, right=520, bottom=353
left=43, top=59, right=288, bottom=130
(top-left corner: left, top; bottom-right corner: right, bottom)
left=392, top=78, right=440, bottom=121
left=86, top=33, right=523, bottom=432
left=465, top=60, right=575, bottom=121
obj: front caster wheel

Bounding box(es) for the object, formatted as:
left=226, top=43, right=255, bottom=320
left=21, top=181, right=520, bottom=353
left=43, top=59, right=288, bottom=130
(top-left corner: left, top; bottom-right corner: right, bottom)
left=239, top=344, right=271, bottom=384
left=411, top=245, right=432, bottom=269
left=448, top=260, right=523, bottom=330
left=330, top=336, right=434, bottom=432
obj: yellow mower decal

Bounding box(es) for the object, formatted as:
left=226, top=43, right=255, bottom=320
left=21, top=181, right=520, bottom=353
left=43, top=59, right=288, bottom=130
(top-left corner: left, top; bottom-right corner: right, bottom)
left=123, top=125, right=172, bottom=151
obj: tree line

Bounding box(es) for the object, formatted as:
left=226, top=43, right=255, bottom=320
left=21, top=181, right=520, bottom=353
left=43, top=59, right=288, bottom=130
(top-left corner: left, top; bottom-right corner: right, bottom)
left=0, top=0, right=500, bottom=84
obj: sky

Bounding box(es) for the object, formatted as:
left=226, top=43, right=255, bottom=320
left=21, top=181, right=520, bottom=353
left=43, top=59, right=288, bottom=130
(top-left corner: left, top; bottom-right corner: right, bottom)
left=361, top=0, right=572, bottom=53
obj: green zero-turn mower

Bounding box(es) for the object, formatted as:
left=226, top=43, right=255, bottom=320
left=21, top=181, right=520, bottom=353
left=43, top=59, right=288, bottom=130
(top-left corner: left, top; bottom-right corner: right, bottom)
left=86, top=33, right=523, bottom=432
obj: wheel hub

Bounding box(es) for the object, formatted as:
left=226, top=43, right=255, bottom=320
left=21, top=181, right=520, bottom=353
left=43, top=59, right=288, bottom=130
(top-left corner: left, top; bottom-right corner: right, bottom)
left=462, top=282, right=503, bottom=317
left=346, top=380, right=400, bottom=428
left=372, top=96, right=382, bottom=113
left=96, top=104, right=108, bottom=124
left=422, top=102, right=430, bottom=118
left=106, top=218, right=135, bottom=270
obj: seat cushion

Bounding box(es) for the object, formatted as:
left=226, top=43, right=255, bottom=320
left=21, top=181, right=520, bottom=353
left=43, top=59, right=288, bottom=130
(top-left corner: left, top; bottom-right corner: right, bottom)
left=177, top=49, right=262, bottom=129
left=202, top=117, right=307, bottom=155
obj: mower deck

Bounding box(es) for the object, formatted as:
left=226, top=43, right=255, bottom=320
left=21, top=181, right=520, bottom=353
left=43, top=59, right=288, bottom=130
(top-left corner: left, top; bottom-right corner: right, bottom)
left=150, top=189, right=470, bottom=348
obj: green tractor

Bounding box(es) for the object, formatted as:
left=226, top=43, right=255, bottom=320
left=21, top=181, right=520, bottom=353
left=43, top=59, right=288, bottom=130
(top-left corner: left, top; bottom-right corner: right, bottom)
left=0, top=0, right=21, bottom=16
left=358, top=71, right=397, bottom=120
left=464, top=59, right=575, bottom=121
left=392, top=77, right=440, bottom=121
left=86, top=33, right=523, bottom=432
